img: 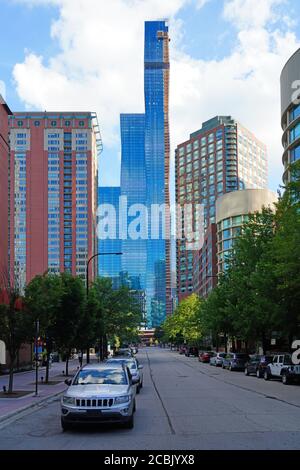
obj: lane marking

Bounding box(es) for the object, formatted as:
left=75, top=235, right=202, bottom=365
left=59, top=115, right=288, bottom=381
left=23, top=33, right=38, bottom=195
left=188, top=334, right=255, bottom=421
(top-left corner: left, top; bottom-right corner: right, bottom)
left=145, top=351, right=176, bottom=435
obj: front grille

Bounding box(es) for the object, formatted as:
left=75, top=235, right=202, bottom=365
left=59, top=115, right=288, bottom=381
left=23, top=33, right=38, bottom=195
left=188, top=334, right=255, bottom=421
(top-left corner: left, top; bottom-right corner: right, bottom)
left=75, top=398, right=114, bottom=407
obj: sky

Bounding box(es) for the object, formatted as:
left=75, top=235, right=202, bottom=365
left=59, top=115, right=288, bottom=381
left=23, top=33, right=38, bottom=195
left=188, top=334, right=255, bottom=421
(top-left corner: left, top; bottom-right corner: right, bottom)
left=1, top=0, right=300, bottom=192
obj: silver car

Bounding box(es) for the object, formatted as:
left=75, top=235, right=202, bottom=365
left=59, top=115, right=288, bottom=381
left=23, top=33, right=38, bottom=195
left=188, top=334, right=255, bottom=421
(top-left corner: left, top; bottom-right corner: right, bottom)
left=61, top=363, right=137, bottom=430
left=106, top=357, right=144, bottom=393
left=210, top=352, right=226, bottom=367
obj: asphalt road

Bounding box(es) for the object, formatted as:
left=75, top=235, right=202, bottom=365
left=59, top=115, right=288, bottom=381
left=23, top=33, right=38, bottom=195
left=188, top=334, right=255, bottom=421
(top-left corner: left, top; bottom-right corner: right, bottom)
left=0, top=347, right=300, bottom=450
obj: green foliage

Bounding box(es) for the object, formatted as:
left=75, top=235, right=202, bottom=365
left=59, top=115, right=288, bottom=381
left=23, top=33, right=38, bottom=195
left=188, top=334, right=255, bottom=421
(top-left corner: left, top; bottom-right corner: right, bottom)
left=161, top=294, right=203, bottom=346
left=199, top=162, right=300, bottom=352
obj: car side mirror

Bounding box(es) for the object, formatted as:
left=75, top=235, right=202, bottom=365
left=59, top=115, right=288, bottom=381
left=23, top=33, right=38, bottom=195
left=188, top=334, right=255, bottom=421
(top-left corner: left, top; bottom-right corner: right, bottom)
left=138, top=365, right=143, bottom=370
left=132, top=376, right=139, bottom=385
left=65, top=379, right=72, bottom=386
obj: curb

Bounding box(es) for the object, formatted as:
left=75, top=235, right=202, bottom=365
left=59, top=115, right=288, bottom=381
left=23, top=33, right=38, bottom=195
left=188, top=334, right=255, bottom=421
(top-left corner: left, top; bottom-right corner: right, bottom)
left=0, top=389, right=64, bottom=426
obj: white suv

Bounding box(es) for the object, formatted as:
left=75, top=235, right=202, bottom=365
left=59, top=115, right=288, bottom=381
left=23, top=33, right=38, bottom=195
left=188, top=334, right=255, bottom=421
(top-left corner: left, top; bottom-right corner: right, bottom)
left=264, top=354, right=300, bottom=384
left=61, top=363, right=137, bottom=430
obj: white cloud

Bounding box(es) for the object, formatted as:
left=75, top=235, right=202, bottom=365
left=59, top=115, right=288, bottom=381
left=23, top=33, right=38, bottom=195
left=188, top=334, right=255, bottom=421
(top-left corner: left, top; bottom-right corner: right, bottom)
left=12, top=0, right=300, bottom=189
left=0, top=81, right=6, bottom=98
left=223, top=0, right=286, bottom=29
left=195, top=0, right=211, bottom=9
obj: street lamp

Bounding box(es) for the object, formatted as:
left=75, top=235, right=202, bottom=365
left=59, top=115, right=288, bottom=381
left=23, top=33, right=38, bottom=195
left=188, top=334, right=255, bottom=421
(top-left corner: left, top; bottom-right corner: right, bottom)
left=85, top=252, right=122, bottom=363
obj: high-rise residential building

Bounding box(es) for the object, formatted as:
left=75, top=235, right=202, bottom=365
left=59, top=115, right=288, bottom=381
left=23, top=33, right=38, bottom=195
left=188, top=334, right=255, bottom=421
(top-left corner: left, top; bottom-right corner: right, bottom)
left=119, top=21, right=171, bottom=327
left=0, top=95, right=12, bottom=277
left=9, top=111, right=100, bottom=289
left=280, top=48, right=300, bottom=184
left=216, top=189, right=278, bottom=273
left=98, top=186, right=122, bottom=289
left=193, top=224, right=217, bottom=299
left=176, top=116, right=268, bottom=300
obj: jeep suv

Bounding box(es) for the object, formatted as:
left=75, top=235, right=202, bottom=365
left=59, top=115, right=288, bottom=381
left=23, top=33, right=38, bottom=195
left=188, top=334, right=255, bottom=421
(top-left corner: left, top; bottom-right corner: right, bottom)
left=264, top=354, right=300, bottom=385
left=61, top=363, right=137, bottom=430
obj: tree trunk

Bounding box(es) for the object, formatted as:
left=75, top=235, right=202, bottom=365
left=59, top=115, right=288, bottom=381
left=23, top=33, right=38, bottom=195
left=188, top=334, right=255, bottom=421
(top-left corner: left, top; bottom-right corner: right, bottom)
left=224, top=334, right=228, bottom=353
left=66, top=351, right=70, bottom=377
left=99, top=336, right=104, bottom=361
left=8, top=353, right=16, bottom=394
left=45, top=351, right=51, bottom=383
left=261, top=331, right=267, bottom=355
left=86, top=348, right=90, bottom=364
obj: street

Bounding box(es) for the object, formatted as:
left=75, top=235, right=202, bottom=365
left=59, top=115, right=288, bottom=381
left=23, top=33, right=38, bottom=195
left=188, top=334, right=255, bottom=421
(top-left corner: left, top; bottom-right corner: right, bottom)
left=0, top=347, right=300, bottom=450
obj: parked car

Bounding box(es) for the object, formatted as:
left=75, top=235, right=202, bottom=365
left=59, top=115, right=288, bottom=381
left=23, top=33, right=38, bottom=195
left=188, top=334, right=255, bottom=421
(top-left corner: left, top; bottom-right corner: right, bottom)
left=222, top=353, right=250, bottom=371
left=199, top=351, right=214, bottom=363
left=185, top=347, right=199, bottom=357
left=209, top=352, right=226, bottom=367
left=61, top=363, right=137, bottom=431
left=264, top=354, right=300, bottom=384
left=179, top=346, right=186, bottom=355
left=244, top=355, right=274, bottom=378
left=106, top=357, right=143, bottom=393
left=114, top=348, right=133, bottom=357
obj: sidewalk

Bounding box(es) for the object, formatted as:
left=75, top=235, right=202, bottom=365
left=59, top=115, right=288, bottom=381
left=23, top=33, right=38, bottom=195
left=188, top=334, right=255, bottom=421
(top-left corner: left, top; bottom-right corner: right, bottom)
left=0, top=358, right=82, bottom=423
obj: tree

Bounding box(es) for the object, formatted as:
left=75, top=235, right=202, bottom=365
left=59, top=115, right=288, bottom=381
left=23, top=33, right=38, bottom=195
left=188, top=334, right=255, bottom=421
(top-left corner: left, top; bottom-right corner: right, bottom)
left=52, top=273, right=86, bottom=376
left=25, top=273, right=62, bottom=383
left=0, top=272, right=29, bottom=393
left=161, top=294, right=203, bottom=346
left=90, top=278, right=142, bottom=359
left=270, top=161, right=300, bottom=345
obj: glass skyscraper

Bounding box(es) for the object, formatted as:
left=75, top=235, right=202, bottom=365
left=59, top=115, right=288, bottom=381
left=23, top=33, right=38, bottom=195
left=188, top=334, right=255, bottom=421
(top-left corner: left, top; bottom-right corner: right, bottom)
left=119, top=21, right=171, bottom=327
left=98, top=186, right=122, bottom=289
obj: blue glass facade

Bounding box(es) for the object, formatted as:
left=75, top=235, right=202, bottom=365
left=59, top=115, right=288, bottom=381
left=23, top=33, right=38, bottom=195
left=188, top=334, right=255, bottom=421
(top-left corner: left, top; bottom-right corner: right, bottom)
left=119, top=21, right=170, bottom=327
left=120, top=114, right=147, bottom=295
left=98, top=186, right=122, bottom=289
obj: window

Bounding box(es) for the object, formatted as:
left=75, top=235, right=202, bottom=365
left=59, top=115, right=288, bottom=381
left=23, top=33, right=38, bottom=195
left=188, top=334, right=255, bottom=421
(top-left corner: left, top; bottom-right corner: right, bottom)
left=208, top=133, right=214, bottom=143
left=51, top=121, right=57, bottom=127
left=290, top=122, right=300, bottom=143
left=223, top=218, right=231, bottom=229
left=34, top=121, right=40, bottom=127
left=193, top=140, right=199, bottom=150
left=290, top=104, right=300, bottom=122
left=79, top=121, right=85, bottom=127
left=65, top=121, right=71, bottom=127
left=232, top=215, right=242, bottom=226
left=17, top=121, right=23, bottom=127
left=291, top=145, right=300, bottom=162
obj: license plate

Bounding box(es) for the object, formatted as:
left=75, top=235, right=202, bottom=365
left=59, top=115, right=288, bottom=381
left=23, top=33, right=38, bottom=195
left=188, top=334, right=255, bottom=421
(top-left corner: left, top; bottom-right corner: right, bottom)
left=86, top=410, right=102, bottom=416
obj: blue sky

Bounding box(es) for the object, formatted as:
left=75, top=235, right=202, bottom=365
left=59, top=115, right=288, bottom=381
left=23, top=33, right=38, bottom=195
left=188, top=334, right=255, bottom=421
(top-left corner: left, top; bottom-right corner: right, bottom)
left=1, top=0, right=300, bottom=192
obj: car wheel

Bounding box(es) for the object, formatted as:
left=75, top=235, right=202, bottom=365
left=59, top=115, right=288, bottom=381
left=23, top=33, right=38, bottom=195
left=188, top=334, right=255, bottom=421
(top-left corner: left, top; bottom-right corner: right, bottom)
left=229, top=364, right=232, bottom=371
left=61, top=418, right=72, bottom=432
left=282, top=373, right=290, bottom=385
left=256, top=369, right=261, bottom=379
left=124, top=414, right=134, bottom=429
left=222, top=363, right=225, bottom=369
left=136, top=384, right=140, bottom=394
left=140, top=380, right=143, bottom=389
left=133, top=400, right=136, bottom=412
left=244, top=367, right=249, bottom=376
left=264, top=370, right=270, bottom=381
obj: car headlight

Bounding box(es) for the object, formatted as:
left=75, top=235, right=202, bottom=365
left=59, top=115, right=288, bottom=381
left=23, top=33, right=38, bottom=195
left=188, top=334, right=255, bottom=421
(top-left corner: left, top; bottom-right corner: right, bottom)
left=115, top=395, right=130, bottom=404
left=62, top=396, right=75, bottom=405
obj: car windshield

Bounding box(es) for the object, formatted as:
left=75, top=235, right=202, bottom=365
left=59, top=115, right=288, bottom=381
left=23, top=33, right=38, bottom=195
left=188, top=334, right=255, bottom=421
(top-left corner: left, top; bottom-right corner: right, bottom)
left=107, top=359, right=137, bottom=370
left=73, top=368, right=128, bottom=385
left=219, top=353, right=226, bottom=357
